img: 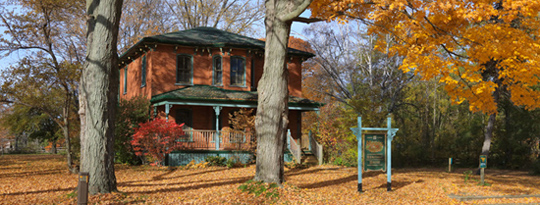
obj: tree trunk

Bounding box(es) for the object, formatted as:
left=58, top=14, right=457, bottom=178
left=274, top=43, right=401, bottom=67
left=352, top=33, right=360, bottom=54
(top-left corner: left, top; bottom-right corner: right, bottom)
left=80, top=0, right=123, bottom=194
left=62, top=106, right=78, bottom=173
left=254, top=0, right=311, bottom=185
left=481, top=113, right=496, bottom=157
left=51, top=137, right=57, bottom=154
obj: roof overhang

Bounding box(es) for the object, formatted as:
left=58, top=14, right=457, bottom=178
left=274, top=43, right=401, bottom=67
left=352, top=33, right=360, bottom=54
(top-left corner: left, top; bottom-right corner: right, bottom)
left=153, top=100, right=320, bottom=111
left=150, top=85, right=323, bottom=111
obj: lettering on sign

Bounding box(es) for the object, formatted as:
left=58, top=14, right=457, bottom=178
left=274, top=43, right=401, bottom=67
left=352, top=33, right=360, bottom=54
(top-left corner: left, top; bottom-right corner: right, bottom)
left=363, top=133, right=386, bottom=172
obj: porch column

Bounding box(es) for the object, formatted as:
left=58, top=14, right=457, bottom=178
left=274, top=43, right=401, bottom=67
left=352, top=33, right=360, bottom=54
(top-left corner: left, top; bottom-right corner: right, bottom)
left=213, top=106, right=222, bottom=150
left=153, top=106, right=157, bottom=119
left=165, top=103, right=172, bottom=122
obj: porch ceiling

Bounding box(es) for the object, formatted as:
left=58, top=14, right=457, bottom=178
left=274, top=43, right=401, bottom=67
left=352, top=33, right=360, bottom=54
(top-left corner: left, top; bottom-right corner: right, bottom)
left=151, top=85, right=323, bottom=111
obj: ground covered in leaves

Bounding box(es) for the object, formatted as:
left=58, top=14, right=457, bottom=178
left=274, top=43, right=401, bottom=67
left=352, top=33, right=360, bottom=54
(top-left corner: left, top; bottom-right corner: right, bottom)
left=1, top=155, right=539, bottom=204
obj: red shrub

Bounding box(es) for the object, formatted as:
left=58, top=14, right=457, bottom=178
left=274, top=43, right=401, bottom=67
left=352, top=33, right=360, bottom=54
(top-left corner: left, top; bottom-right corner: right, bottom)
left=131, top=119, right=184, bottom=166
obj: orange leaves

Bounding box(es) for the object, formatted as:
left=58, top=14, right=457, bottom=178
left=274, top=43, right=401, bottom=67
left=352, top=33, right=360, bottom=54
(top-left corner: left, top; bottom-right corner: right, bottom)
left=2, top=155, right=540, bottom=204
left=310, top=0, right=540, bottom=114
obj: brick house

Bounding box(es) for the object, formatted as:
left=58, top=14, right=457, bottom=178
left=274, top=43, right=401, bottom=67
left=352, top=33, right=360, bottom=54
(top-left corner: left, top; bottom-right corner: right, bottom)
left=119, top=27, right=322, bottom=165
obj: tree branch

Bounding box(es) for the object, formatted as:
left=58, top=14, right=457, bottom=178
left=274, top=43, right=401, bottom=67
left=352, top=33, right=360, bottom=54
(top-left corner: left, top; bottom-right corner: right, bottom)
left=280, top=0, right=312, bottom=22
left=292, top=16, right=324, bottom=24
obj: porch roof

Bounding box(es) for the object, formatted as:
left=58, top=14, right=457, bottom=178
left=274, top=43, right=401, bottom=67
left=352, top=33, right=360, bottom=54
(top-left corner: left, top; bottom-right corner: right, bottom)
left=151, top=85, right=323, bottom=111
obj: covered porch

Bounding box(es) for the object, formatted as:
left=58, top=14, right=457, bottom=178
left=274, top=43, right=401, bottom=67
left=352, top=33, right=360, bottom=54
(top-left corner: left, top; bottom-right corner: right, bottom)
left=150, top=85, right=323, bottom=165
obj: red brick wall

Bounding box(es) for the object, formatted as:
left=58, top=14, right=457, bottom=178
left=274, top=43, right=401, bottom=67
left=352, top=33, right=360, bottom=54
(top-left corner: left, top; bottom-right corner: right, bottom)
left=120, top=44, right=304, bottom=100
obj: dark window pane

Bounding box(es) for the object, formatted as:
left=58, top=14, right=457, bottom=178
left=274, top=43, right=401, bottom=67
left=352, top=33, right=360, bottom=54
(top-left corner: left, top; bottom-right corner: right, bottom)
left=176, top=55, right=192, bottom=84
left=123, top=67, right=127, bottom=94
left=175, top=109, right=192, bottom=128
left=141, top=55, right=146, bottom=87
left=230, top=57, right=245, bottom=86
left=213, top=56, right=222, bottom=85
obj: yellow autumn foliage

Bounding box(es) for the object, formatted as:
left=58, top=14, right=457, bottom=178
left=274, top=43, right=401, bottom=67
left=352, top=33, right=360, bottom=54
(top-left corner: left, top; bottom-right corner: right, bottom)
left=310, top=0, right=540, bottom=113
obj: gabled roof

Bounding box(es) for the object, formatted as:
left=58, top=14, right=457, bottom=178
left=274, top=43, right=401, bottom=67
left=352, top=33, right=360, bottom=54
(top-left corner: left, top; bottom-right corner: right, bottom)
left=119, top=27, right=315, bottom=65
left=151, top=85, right=323, bottom=111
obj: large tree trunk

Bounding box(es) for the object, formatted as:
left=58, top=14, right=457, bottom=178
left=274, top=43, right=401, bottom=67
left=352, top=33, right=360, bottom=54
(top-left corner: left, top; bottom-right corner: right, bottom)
left=254, top=0, right=311, bottom=185
left=80, top=0, right=123, bottom=194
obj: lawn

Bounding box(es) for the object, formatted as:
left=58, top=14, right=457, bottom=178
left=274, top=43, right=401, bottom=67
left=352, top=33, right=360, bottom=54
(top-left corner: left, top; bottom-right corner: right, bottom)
left=1, top=155, right=539, bottom=204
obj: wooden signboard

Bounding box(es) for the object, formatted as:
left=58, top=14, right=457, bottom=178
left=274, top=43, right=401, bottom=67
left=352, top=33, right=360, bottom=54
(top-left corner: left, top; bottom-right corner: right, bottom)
left=363, top=133, right=386, bottom=172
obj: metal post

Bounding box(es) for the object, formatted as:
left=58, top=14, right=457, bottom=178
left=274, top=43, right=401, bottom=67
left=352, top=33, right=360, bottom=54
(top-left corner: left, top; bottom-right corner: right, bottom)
left=357, top=117, right=363, bottom=193
left=77, top=172, right=89, bottom=205
left=287, top=129, right=291, bottom=150
left=387, top=116, right=392, bottom=191
left=213, top=106, right=221, bottom=150
left=308, top=131, right=312, bottom=151
left=165, top=103, right=170, bottom=122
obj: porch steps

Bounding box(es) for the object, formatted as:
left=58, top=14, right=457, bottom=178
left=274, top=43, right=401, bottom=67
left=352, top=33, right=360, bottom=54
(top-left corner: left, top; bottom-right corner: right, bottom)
left=301, top=149, right=319, bottom=165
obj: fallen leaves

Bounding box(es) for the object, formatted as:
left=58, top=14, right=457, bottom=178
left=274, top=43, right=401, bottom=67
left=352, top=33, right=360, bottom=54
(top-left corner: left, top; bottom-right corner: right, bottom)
left=1, top=155, right=540, bottom=204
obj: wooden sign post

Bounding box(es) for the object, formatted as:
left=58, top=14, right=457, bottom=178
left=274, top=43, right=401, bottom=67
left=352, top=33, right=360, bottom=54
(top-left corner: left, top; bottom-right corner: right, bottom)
left=479, top=155, right=487, bottom=185
left=351, top=116, right=398, bottom=192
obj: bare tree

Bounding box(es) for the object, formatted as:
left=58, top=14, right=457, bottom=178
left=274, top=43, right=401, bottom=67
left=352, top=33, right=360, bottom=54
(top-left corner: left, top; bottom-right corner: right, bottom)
left=118, top=0, right=177, bottom=53
left=165, top=0, right=264, bottom=36
left=303, top=23, right=413, bottom=123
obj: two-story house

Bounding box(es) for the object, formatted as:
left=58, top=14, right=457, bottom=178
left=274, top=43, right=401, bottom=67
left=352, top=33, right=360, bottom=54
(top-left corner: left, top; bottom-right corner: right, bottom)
left=119, top=27, right=322, bottom=165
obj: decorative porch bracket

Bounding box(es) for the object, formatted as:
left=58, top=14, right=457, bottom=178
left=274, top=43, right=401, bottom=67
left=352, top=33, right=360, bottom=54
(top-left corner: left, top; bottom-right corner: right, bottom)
left=350, top=116, right=398, bottom=193
left=213, top=106, right=222, bottom=150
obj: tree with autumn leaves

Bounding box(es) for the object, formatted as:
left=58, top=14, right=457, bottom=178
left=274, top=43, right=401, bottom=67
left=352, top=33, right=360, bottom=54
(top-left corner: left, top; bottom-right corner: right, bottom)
left=309, top=0, right=540, bottom=163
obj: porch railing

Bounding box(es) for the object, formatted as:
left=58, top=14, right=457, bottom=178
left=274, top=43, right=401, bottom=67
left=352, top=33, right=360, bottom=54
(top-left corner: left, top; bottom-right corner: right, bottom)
left=178, top=129, right=251, bottom=150
left=287, top=130, right=302, bottom=163
left=309, top=131, right=323, bottom=165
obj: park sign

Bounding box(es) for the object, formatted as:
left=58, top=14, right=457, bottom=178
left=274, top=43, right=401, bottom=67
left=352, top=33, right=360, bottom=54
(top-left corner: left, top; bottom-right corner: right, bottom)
left=480, top=155, right=487, bottom=168
left=350, top=116, right=398, bottom=192
left=363, top=133, right=386, bottom=172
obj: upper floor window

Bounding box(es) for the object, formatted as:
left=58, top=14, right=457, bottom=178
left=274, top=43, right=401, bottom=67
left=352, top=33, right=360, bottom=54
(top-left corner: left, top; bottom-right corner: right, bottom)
left=230, top=56, right=245, bottom=86
left=213, top=55, right=222, bottom=85
left=141, top=55, right=147, bottom=87
left=176, top=54, right=193, bottom=84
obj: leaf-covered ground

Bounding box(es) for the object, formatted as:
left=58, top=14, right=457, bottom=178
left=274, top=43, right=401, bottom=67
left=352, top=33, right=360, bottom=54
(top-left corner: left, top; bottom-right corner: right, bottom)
left=1, top=155, right=539, bottom=204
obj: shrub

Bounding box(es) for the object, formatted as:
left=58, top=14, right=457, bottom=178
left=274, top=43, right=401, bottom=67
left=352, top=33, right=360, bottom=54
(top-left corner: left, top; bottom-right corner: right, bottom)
left=532, top=159, right=540, bottom=175
left=185, top=160, right=209, bottom=169
left=115, top=96, right=150, bottom=165
left=226, top=158, right=235, bottom=168
left=205, top=156, right=227, bottom=166
left=130, top=119, right=184, bottom=166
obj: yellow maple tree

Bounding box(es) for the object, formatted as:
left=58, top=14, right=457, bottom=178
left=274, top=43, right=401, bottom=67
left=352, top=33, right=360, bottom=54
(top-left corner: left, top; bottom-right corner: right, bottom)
left=310, top=0, right=540, bottom=114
